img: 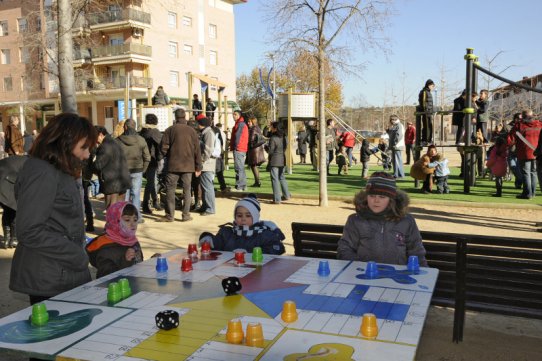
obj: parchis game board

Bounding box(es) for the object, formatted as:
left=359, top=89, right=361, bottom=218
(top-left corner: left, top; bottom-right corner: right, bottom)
left=0, top=250, right=438, bottom=361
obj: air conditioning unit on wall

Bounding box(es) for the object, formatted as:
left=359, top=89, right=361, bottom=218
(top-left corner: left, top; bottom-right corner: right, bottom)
left=132, top=28, right=143, bottom=38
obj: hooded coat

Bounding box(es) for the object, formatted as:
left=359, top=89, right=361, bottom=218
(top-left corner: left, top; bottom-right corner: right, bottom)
left=94, top=135, right=131, bottom=195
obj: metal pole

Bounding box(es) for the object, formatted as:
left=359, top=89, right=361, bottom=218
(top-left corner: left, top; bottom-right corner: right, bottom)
left=463, top=48, right=476, bottom=194
left=272, top=55, right=276, bottom=123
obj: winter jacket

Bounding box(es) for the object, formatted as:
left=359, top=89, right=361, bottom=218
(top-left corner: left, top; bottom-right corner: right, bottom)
left=475, top=99, right=489, bottom=123
left=452, top=96, right=465, bottom=126
left=0, top=155, right=27, bottom=210
left=210, top=221, right=286, bottom=255
left=247, top=125, right=266, bottom=166
left=200, top=125, right=217, bottom=172
left=5, top=124, right=24, bottom=155
left=297, top=130, right=308, bottom=155
left=139, top=125, right=163, bottom=168
left=325, top=127, right=337, bottom=151
left=486, top=144, right=508, bottom=177
left=340, top=131, right=356, bottom=148
left=267, top=133, right=287, bottom=168
left=86, top=234, right=143, bottom=278
left=230, top=117, right=249, bottom=153
left=10, top=157, right=91, bottom=297
left=94, top=135, right=131, bottom=195
left=161, top=123, right=202, bottom=173
left=360, top=139, right=375, bottom=162
left=405, top=126, right=416, bottom=145
left=410, top=153, right=435, bottom=180
left=428, top=159, right=450, bottom=177
left=152, top=89, right=169, bottom=105
left=387, top=120, right=405, bottom=151
left=507, top=117, right=542, bottom=160
left=116, top=131, right=151, bottom=174
left=337, top=194, right=427, bottom=266
left=418, top=87, right=433, bottom=113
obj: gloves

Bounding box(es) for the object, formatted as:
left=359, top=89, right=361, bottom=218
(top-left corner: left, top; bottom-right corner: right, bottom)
left=198, top=232, right=214, bottom=248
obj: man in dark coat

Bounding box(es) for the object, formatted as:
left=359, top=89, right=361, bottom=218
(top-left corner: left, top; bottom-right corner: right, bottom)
left=452, top=90, right=466, bottom=145
left=160, top=108, right=202, bottom=222
left=0, top=155, right=27, bottom=248
left=139, top=113, right=163, bottom=214
left=418, top=79, right=435, bottom=145
left=192, top=94, right=202, bottom=117
left=93, top=126, right=131, bottom=209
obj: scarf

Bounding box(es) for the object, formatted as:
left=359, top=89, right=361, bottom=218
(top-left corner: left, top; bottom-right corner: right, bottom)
left=356, top=207, right=391, bottom=221
left=232, top=222, right=271, bottom=237
left=105, top=201, right=138, bottom=246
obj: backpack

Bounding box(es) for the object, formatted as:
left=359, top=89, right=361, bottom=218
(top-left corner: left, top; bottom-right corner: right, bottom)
left=211, top=132, right=222, bottom=158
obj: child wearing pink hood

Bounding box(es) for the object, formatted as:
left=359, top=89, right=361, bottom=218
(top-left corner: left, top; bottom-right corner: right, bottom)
left=86, top=201, right=143, bottom=278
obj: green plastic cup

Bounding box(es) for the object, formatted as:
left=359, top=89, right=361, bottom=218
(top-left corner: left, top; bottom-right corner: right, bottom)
left=31, top=303, right=49, bottom=326
left=252, top=247, right=263, bottom=263
left=119, top=278, right=132, bottom=299
left=107, top=282, right=122, bottom=304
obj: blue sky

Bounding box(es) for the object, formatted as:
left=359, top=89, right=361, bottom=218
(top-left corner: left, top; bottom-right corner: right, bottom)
left=234, top=0, right=541, bottom=107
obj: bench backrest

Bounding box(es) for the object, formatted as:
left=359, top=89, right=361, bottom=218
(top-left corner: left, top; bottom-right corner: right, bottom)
left=291, top=222, right=542, bottom=320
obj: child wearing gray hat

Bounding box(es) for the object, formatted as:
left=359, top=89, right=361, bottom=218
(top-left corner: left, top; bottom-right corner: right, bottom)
left=337, top=172, right=427, bottom=266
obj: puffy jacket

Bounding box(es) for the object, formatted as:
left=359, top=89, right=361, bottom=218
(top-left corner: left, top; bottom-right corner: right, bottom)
left=161, top=123, right=202, bottom=173
left=405, top=126, right=416, bottom=145
left=508, top=118, right=542, bottom=160
left=267, top=133, right=287, bottom=167
left=410, top=153, right=435, bottom=180
left=452, top=96, right=465, bottom=126
left=486, top=144, right=508, bottom=177
left=341, top=131, right=356, bottom=148
left=210, top=222, right=286, bottom=255
left=86, top=235, right=143, bottom=278
left=387, top=120, right=405, bottom=151
left=11, top=158, right=91, bottom=297
left=200, top=126, right=217, bottom=172
left=418, top=87, right=433, bottom=113
left=230, top=118, right=249, bottom=152
left=139, top=125, right=163, bottom=168
left=94, top=135, right=131, bottom=195
left=116, top=131, right=151, bottom=174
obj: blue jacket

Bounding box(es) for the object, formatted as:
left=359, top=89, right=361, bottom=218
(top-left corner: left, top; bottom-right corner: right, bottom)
left=211, top=221, right=286, bottom=255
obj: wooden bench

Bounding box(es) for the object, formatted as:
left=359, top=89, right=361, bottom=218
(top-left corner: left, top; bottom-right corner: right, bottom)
left=292, top=222, right=542, bottom=342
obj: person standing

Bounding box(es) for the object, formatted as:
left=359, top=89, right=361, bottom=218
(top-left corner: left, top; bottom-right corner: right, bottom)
left=213, top=123, right=230, bottom=192
left=206, top=97, right=216, bottom=121
left=307, top=121, right=318, bottom=170
left=476, top=89, right=490, bottom=142
left=247, top=115, right=266, bottom=187
left=387, top=115, right=405, bottom=178
left=10, top=113, right=96, bottom=307
left=267, top=122, right=291, bottom=204
left=116, top=119, right=150, bottom=217
left=297, top=125, right=309, bottom=164
left=160, top=108, right=202, bottom=222
left=230, top=110, right=249, bottom=191
left=94, top=126, right=131, bottom=209
left=509, top=109, right=542, bottom=199
left=5, top=115, right=24, bottom=156
left=340, top=130, right=356, bottom=167
left=192, top=94, right=202, bottom=117
left=418, top=79, right=435, bottom=145
left=0, top=155, right=26, bottom=249
left=196, top=116, right=217, bottom=216
left=325, top=119, right=338, bottom=175
left=152, top=86, right=170, bottom=105
left=404, top=121, right=416, bottom=165
left=139, top=113, right=163, bottom=214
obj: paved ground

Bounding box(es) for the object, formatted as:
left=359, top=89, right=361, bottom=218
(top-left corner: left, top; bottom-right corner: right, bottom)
left=1, top=184, right=541, bottom=359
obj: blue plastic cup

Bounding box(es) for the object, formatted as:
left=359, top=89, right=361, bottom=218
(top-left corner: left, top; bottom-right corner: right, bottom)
left=155, top=257, right=168, bottom=272
left=407, top=255, right=420, bottom=274
left=317, top=260, right=331, bottom=277
left=365, top=261, right=379, bottom=279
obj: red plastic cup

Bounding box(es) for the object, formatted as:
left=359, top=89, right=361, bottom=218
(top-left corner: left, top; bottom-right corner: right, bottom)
left=187, top=243, right=198, bottom=257
left=201, top=241, right=211, bottom=255
left=234, top=251, right=245, bottom=265
left=181, top=257, right=193, bottom=272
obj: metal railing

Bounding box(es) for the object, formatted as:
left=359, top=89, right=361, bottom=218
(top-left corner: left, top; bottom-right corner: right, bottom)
left=90, top=43, right=152, bottom=58
left=74, top=75, right=153, bottom=91
left=87, top=8, right=151, bottom=26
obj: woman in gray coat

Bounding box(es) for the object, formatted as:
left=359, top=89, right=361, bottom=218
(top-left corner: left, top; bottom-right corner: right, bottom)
left=10, top=113, right=97, bottom=305
left=266, top=122, right=291, bottom=204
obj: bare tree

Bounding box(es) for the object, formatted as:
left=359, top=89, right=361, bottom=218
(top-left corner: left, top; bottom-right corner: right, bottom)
left=264, top=0, right=393, bottom=206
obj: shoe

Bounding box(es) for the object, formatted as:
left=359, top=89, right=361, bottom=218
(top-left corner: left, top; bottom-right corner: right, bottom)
left=221, top=186, right=231, bottom=192
left=492, top=193, right=502, bottom=197
left=231, top=187, right=245, bottom=192
left=190, top=202, right=202, bottom=211
left=181, top=215, right=193, bottom=222
left=158, top=216, right=175, bottom=222
left=251, top=182, right=261, bottom=187
left=141, top=208, right=153, bottom=215
left=153, top=202, right=164, bottom=211
left=422, top=190, right=431, bottom=194
left=200, top=212, right=214, bottom=216
left=516, top=194, right=532, bottom=199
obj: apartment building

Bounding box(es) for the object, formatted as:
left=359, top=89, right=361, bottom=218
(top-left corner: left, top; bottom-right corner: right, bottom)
left=0, top=0, right=246, bottom=133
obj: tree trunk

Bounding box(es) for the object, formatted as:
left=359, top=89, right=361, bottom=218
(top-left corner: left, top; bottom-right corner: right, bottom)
left=57, top=0, right=77, bottom=113
left=318, top=45, right=328, bottom=206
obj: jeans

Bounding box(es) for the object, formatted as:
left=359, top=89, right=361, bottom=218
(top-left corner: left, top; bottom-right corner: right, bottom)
left=89, top=179, right=100, bottom=197
left=200, top=171, right=216, bottom=213
left=125, top=172, right=143, bottom=211
left=310, top=146, right=318, bottom=170
left=165, top=172, right=192, bottom=219
left=233, top=151, right=247, bottom=190
left=392, top=150, right=404, bottom=178
left=345, top=147, right=353, bottom=166
left=362, top=161, right=369, bottom=178
left=405, top=144, right=414, bottom=164
left=509, top=155, right=523, bottom=189
left=519, top=159, right=537, bottom=198
left=435, top=175, right=449, bottom=194
left=326, top=150, right=334, bottom=174
left=270, top=166, right=290, bottom=203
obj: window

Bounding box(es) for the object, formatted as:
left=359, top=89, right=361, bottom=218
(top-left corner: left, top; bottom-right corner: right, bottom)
left=169, top=71, right=179, bottom=87
left=36, top=17, right=41, bottom=31
left=209, top=24, right=217, bottom=39
left=209, top=50, right=217, bottom=65
left=0, top=21, right=8, bottom=36
left=18, top=18, right=27, bottom=32
left=167, top=12, right=177, bottom=29
left=104, top=106, right=114, bottom=118
left=1, top=49, right=10, bottom=65
left=19, top=47, right=29, bottom=63
left=182, top=16, right=192, bottom=27
left=168, top=41, right=178, bottom=58
left=183, top=44, right=193, bottom=56
left=4, top=77, right=12, bottom=91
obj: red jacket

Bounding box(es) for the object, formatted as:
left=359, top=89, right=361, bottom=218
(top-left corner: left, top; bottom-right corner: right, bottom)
left=405, top=125, right=416, bottom=145
left=508, top=118, right=542, bottom=160
left=230, top=117, right=249, bottom=152
left=340, top=131, right=355, bottom=148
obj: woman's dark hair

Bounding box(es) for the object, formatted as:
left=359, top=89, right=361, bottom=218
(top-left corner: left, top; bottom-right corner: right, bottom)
left=122, top=203, right=139, bottom=219
left=271, top=121, right=284, bottom=137
left=326, top=118, right=334, bottom=126
left=30, top=113, right=97, bottom=177
left=145, top=113, right=158, bottom=125
left=95, top=125, right=109, bottom=136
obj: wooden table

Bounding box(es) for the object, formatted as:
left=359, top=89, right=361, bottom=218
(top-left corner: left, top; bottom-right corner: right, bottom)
left=0, top=249, right=438, bottom=360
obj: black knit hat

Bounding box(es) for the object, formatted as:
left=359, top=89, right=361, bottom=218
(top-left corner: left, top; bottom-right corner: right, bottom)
left=197, top=116, right=212, bottom=127
left=366, top=172, right=397, bottom=198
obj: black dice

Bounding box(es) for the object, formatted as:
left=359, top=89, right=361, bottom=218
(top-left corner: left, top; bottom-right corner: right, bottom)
left=155, top=310, right=179, bottom=330
left=222, top=277, right=242, bottom=295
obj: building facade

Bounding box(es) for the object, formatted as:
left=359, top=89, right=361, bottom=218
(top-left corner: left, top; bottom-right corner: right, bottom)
left=0, top=0, right=246, bottom=133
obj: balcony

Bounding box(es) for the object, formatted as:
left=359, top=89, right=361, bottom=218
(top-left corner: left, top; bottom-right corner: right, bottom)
left=75, top=75, right=153, bottom=93
left=87, top=8, right=151, bottom=30
left=78, top=43, right=152, bottom=65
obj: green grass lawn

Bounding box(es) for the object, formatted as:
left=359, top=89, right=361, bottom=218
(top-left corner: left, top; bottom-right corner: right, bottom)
left=221, top=162, right=542, bottom=205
